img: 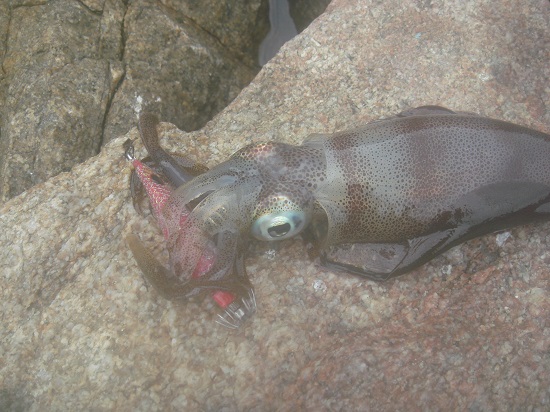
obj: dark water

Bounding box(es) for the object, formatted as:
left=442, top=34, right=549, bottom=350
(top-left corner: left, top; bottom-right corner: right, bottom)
left=259, top=0, right=299, bottom=65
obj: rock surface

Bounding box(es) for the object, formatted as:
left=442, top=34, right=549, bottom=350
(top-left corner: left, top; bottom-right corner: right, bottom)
left=0, top=0, right=265, bottom=201
left=1, top=0, right=549, bottom=410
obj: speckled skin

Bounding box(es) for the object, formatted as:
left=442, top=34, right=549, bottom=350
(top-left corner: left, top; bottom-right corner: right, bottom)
left=309, top=107, right=550, bottom=278
left=168, top=106, right=550, bottom=286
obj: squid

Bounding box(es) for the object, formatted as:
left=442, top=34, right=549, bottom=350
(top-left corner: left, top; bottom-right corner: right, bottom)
left=126, top=106, right=550, bottom=327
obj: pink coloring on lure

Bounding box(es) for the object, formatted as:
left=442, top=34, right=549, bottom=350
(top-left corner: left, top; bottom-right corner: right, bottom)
left=130, top=157, right=238, bottom=312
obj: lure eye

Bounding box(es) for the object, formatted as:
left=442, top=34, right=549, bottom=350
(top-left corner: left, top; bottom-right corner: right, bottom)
left=251, top=211, right=307, bottom=241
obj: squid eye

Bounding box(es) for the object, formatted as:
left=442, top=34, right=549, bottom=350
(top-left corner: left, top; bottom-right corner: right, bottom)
left=268, top=221, right=291, bottom=237
left=251, top=211, right=307, bottom=241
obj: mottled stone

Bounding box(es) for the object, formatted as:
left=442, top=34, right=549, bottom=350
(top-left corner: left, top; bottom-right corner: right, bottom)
left=0, top=0, right=266, bottom=202
left=0, top=0, right=548, bottom=410
left=101, top=0, right=258, bottom=144
left=158, top=0, right=269, bottom=67
left=0, top=0, right=116, bottom=201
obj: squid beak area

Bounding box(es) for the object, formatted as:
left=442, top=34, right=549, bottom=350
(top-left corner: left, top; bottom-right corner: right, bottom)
left=179, top=226, right=252, bottom=296
left=167, top=171, right=261, bottom=276
left=165, top=178, right=261, bottom=298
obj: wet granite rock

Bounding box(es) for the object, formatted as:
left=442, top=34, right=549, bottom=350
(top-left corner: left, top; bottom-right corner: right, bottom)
left=0, top=0, right=265, bottom=202
left=0, top=0, right=548, bottom=410
left=0, top=0, right=120, bottom=202
left=101, top=0, right=266, bottom=143
left=157, top=0, right=269, bottom=68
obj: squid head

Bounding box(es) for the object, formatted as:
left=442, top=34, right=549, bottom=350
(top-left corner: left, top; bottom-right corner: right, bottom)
left=163, top=141, right=326, bottom=286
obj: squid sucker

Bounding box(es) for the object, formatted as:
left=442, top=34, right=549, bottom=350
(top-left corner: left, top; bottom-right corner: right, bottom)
left=126, top=106, right=550, bottom=327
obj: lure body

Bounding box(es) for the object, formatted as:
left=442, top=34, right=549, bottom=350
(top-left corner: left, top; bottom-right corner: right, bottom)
left=125, top=115, right=255, bottom=328
left=127, top=107, right=550, bottom=326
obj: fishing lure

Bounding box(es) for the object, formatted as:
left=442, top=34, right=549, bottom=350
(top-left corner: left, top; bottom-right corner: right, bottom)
left=127, top=107, right=550, bottom=327
left=125, top=114, right=255, bottom=328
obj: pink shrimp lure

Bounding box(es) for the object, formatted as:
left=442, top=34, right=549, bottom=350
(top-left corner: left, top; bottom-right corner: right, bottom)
left=124, top=114, right=255, bottom=328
